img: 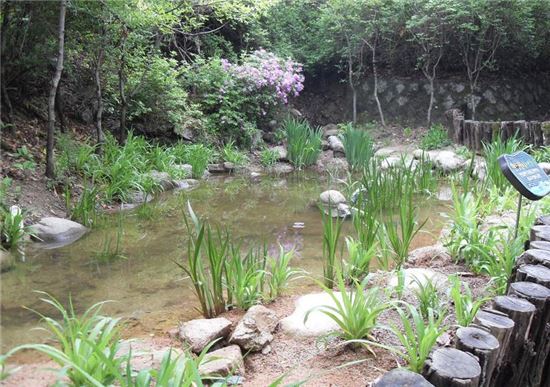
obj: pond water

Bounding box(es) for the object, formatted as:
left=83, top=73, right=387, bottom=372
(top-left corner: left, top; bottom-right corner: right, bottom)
left=0, top=173, right=449, bottom=352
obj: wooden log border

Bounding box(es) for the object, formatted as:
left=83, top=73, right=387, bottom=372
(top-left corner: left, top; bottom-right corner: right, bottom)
left=375, top=214, right=550, bottom=387
left=444, top=109, right=549, bottom=151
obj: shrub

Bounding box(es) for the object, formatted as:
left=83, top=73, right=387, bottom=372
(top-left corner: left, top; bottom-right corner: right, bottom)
left=420, top=124, right=451, bottom=150
left=285, top=118, right=322, bottom=169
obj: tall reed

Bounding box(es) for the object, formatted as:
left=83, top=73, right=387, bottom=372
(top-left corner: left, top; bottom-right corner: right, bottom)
left=340, top=124, right=374, bottom=171
left=321, top=209, right=343, bottom=288
left=285, top=118, right=322, bottom=169
left=483, top=135, right=524, bottom=192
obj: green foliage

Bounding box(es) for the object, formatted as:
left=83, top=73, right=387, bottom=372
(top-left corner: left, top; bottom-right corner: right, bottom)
left=420, top=124, right=451, bottom=150
left=532, top=146, right=550, bottom=163
left=449, top=275, right=488, bottom=326
left=222, top=140, right=249, bottom=166
left=260, top=148, right=279, bottom=167
left=340, top=123, right=374, bottom=171
left=185, top=144, right=214, bottom=179
left=95, top=215, right=126, bottom=263
left=285, top=118, right=322, bottom=169
left=412, top=276, right=446, bottom=320
left=381, top=303, right=447, bottom=373
left=483, top=135, right=525, bottom=192
left=305, top=274, right=388, bottom=343
left=344, top=236, right=375, bottom=283
left=266, top=246, right=301, bottom=301
left=321, top=209, right=343, bottom=288
left=66, top=184, right=100, bottom=228
left=225, top=245, right=267, bottom=309
left=0, top=205, right=31, bottom=250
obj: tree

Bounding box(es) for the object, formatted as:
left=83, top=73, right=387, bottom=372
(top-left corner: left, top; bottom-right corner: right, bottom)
left=46, top=0, right=66, bottom=179
left=406, top=0, right=451, bottom=127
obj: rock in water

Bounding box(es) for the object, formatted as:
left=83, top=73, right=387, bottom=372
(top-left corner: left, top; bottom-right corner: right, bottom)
left=178, top=317, right=232, bottom=353
left=327, top=135, right=345, bottom=156
left=319, top=190, right=350, bottom=218
left=229, top=305, right=278, bottom=352
left=0, top=250, right=15, bottom=272
left=149, top=170, right=177, bottom=191
left=31, top=217, right=88, bottom=247
left=271, top=145, right=288, bottom=161
left=199, top=345, right=244, bottom=377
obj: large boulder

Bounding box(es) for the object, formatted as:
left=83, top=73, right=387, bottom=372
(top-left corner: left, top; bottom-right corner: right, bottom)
left=271, top=146, right=288, bottom=162
left=322, top=123, right=339, bottom=138
left=229, top=305, right=278, bottom=352
left=408, top=244, right=451, bottom=266
left=173, top=164, right=193, bottom=177
left=178, top=317, right=232, bottom=353
left=31, top=217, right=88, bottom=247
left=388, top=268, right=447, bottom=293
left=414, top=150, right=466, bottom=173
left=199, top=345, right=244, bottom=377
left=269, top=162, right=294, bottom=175
left=279, top=292, right=345, bottom=337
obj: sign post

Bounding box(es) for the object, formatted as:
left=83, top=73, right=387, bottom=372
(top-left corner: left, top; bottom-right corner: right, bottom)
left=498, top=151, right=550, bottom=238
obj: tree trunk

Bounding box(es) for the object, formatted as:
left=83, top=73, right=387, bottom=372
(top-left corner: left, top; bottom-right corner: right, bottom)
left=422, top=347, right=481, bottom=387
left=455, top=326, right=499, bottom=387
left=427, top=75, right=434, bottom=128
left=94, top=27, right=105, bottom=154
left=55, top=85, right=66, bottom=133
left=118, top=25, right=128, bottom=144
left=349, top=52, right=356, bottom=124
left=371, top=45, right=385, bottom=127
left=0, top=0, right=13, bottom=127
left=46, top=0, right=66, bottom=178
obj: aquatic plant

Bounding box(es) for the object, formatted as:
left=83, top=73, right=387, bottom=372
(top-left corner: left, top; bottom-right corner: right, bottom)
left=321, top=209, right=343, bottom=288
left=266, top=246, right=301, bottom=300
left=0, top=205, right=32, bottom=250
left=259, top=148, right=279, bottom=167
left=383, top=196, right=426, bottom=269
left=412, top=276, right=446, bottom=321
left=222, top=140, right=249, bottom=166
left=95, top=215, right=125, bottom=263
left=285, top=118, right=322, bottom=169
left=344, top=236, right=376, bottom=283
left=340, top=123, right=374, bottom=171
left=483, top=135, right=525, bottom=192
left=305, top=275, right=388, bottom=344
left=375, top=303, right=447, bottom=373
left=185, top=144, right=214, bottom=178
left=448, top=275, right=488, bottom=326
left=225, top=244, right=267, bottom=309
left=66, top=184, right=100, bottom=228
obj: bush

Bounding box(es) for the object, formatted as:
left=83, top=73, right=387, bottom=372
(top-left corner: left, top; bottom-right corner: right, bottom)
left=420, top=124, right=451, bottom=150
left=285, top=118, right=322, bottom=169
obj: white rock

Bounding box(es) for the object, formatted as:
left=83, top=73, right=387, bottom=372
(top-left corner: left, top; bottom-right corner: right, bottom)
left=279, top=292, right=347, bottom=337
left=173, top=164, right=193, bottom=177
left=229, top=305, right=278, bottom=352
left=199, top=345, right=244, bottom=377
left=388, top=268, right=447, bottom=292
left=179, top=317, right=232, bottom=353
left=149, top=170, right=177, bottom=191
left=319, top=190, right=346, bottom=205
left=271, top=146, right=288, bottom=161
left=31, top=217, right=88, bottom=247
left=408, top=245, right=451, bottom=265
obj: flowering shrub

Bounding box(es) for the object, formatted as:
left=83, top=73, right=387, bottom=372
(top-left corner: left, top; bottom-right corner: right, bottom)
left=185, top=50, right=304, bottom=147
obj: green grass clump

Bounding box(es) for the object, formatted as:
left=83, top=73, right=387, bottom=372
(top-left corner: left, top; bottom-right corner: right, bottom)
left=449, top=275, right=488, bottom=326
left=285, top=118, right=322, bottom=169
left=222, top=140, right=249, bottom=166
left=340, top=123, right=374, bottom=171
left=266, top=246, right=301, bottom=300
left=66, top=184, right=100, bottom=228
left=420, top=124, right=451, bottom=150
left=260, top=148, right=279, bottom=167
left=483, top=135, right=525, bottom=192
left=321, top=209, right=343, bottom=288
left=1, top=205, right=32, bottom=250
left=412, top=276, right=446, bottom=320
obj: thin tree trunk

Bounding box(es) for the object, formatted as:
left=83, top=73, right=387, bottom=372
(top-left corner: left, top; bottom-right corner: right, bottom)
left=348, top=50, right=357, bottom=124
left=46, top=0, right=66, bottom=178
left=55, top=84, right=66, bottom=133
left=118, top=25, right=128, bottom=144
left=0, top=1, right=13, bottom=127
left=371, top=42, right=385, bottom=127
left=94, top=27, right=105, bottom=154
left=427, top=75, right=434, bottom=128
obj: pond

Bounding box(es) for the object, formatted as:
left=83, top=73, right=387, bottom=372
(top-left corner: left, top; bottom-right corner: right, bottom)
left=0, top=173, right=450, bottom=352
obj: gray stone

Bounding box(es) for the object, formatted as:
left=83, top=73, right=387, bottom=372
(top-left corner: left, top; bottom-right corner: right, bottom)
left=223, top=162, right=235, bottom=172
left=322, top=124, right=339, bottom=138
left=31, top=217, right=88, bottom=246
left=316, top=156, right=349, bottom=174
left=149, top=170, right=177, bottom=191
left=208, top=163, right=226, bottom=173
left=179, top=317, right=232, bottom=353
left=173, top=164, right=192, bottom=177
left=388, top=268, right=447, bottom=293
left=199, top=345, right=244, bottom=377
left=271, top=146, right=288, bottom=161
left=319, top=190, right=346, bottom=205
left=327, top=135, right=345, bottom=154
left=269, top=162, right=294, bottom=175
left=119, top=339, right=183, bottom=373
left=414, top=150, right=466, bottom=173
left=396, top=96, right=409, bottom=106
left=483, top=89, right=497, bottom=104
left=408, top=244, right=451, bottom=265
left=229, top=305, right=278, bottom=352
left=396, top=83, right=406, bottom=94
left=174, top=179, right=199, bottom=191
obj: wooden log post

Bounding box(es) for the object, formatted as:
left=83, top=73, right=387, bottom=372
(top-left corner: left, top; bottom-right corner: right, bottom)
left=516, top=264, right=550, bottom=288
left=445, top=109, right=464, bottom=145
left=542, top=121, right=550, bottom=146
left=500, top=121, right=515, bottom=142
left=517, top=249, right=550, bottom=269
left=423, top=347, right=481, bottom=387
left=492, top=295, right=536, bottom=387
left=530, top=240, right=550, bottom=252
left=472, top=309, right=514, bottom=373
left=374, top=368, right=434, bottom=387
left=456, top=327, right=499, bottom=387
left=507, top=281, right=550, bottom=387
left=514, top=120, right=529, bottom=143
left=531, top=225, right=550, bottom=242
left=463, top=120, right=475, bottom=150
left=530, top=121, right=543, bottom=147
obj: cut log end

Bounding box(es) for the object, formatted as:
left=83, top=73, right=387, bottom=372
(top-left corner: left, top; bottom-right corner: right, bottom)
left=423, top=348, right=481, bottom=387
left=375, top=368, right=434, bottom=387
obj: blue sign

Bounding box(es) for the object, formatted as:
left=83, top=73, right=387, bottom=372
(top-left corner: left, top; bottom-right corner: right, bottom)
left=498, top=151, right=550, bottom=201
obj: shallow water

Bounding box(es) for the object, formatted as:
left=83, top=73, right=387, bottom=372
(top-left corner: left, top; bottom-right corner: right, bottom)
left=0, top=173, right=449, bottom=351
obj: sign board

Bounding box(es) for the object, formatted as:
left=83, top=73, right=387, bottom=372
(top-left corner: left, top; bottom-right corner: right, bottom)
left=498, top=151, right=550, bottom=201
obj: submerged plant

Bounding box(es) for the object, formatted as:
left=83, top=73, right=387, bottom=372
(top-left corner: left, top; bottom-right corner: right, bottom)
left=305, top=275, right=388, bottom=344
left=449, top=275, right=488, bottom=326
left=95, top=215, right=125, bottom=263
left=67, top=184, right=100, bottom=227
left=285, top=118, right=322, bottom=169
